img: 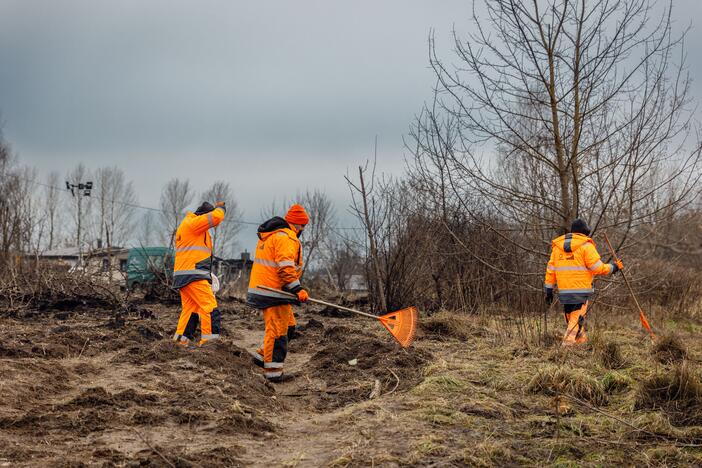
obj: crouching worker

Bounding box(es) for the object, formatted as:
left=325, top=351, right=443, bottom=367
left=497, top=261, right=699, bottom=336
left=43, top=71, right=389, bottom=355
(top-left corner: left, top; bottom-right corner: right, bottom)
left=172, top=201, right=226, bottom=348
left=544, top=219, right=623, bottom=346
left=247, top=204, right=309, bottom=383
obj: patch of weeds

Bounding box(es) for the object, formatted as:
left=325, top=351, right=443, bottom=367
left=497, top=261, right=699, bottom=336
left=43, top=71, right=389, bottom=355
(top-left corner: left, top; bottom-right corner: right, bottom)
left=601, top=371, right=634, bottom=394
left=410, top=436, right=447, bottom=460
left=635, top=363, right=702, bottom=426
left=528, top=366, right=608, bottom=406
left=652, top=334, right=688, bottom=364
left=455, top=441, right=516, bottom=467
left=596, top=340, right=627, bottom=369
left=420, top=311, right=479, bottom=340
left=417, top=404, right=470, bottom=427
left=412, top=374, right=467, bottom=396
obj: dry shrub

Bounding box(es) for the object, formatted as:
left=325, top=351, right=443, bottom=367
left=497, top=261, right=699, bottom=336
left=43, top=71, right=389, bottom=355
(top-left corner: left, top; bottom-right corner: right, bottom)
left=635, top=363, right=702, bottom=426
left=420, top=311, right=479, bottom=341
left=596, top=341, right=627, bottom=369
left=528, top=366, right=608, bottom=406
left=653, top=334, right=688, bottom=364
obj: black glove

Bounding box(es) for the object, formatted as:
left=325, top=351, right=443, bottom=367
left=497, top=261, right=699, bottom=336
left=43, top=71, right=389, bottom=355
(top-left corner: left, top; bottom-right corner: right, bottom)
left=545, top=289, right=554, bottom=305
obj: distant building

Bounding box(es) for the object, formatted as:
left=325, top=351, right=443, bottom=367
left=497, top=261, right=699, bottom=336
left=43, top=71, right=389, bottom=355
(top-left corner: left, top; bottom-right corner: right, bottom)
left=345, top=274, right=368, bottom=292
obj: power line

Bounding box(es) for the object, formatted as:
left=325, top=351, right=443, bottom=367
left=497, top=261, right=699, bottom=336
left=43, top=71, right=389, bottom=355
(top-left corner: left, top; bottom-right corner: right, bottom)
left=23, top=174, right=364, bottom=230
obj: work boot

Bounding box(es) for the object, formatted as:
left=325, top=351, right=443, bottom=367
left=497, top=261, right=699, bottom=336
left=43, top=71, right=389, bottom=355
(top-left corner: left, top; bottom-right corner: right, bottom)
left=175, top=339, right=196, bottom=350
left=197, top=338, right=220, bottom=348
left=267, top=372, right=296, bottom=384
left=250, top=350, right=265, bottom=367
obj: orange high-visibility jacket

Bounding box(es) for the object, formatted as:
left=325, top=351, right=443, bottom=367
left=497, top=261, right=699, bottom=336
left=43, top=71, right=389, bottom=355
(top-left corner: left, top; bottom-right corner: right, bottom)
left=247, top=217, right=303, bottom=309
left=544, top=233, right=614, bottom=304
left=172, top=206, right=226, bottom=289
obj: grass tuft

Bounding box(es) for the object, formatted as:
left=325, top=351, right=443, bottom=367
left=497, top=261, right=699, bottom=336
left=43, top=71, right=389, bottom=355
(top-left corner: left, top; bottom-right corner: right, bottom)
left=528, top=366, right=608, bottom=406
left=420, top=311, right=478, bottom=340
left=635, top=363, right=702, bottom=426
left=652, top=334, right=688, bottom=364
left=596, top=340, right=627, bottom=369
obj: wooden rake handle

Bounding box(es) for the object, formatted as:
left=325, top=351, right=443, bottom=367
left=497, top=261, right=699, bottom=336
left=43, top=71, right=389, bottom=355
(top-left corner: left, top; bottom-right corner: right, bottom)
left=256, top=285, right=380, bottom=320
left=602, top=233, right=656, bottom=339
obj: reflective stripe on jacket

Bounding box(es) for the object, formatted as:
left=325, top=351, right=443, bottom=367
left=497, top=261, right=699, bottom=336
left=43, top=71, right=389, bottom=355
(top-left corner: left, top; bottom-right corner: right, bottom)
left=544, top=233, right=614, bottom=304
left=172, top=207, right=226, bottom=289
left=247, top=217, right=303, bottom=309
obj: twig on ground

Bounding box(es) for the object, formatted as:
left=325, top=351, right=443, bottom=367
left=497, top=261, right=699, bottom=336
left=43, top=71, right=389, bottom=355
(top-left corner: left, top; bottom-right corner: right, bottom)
left=386, top=367, right=400, bottom=395
left=132, top=428, right=177, bottom=468
left=78, top=338, right=90, bottom=358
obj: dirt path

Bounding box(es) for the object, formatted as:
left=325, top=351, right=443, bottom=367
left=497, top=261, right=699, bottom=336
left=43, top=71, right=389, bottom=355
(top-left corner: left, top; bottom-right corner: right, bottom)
left=231, top=323, right=358, bottom=467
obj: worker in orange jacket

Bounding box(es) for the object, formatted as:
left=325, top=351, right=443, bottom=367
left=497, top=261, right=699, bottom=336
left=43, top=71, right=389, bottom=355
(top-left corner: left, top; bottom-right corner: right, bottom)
left=172, top=201, right=226, bottom=348
left=544, top=219, right=623, bottom=346
left=247, top=204, right=309, bottom=382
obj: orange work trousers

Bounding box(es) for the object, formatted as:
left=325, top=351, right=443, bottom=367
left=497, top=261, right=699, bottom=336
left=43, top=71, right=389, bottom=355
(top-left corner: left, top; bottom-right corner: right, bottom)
left=173, top=279, right=221, bottom=345
left=253, top=304, right=294, bottom=380
left=562, top=302, right=588, bottom=347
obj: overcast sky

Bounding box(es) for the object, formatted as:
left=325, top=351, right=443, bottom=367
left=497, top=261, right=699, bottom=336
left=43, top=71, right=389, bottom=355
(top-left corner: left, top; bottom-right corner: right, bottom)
left=1, top=0, right=702, bottom=251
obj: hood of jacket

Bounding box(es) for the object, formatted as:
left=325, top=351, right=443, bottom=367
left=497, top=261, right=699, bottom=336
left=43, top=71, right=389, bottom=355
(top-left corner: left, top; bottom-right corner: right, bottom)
left=551, top=233, right=592, bottom=253
left=257, top=216, right=295, bottom=240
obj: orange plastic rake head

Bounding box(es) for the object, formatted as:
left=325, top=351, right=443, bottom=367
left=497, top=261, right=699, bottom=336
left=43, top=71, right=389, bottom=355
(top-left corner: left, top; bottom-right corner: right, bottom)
left=378, top=306, right=419, bottom=348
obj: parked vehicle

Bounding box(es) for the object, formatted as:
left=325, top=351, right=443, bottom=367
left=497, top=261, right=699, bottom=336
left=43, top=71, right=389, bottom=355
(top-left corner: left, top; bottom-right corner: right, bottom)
left=126, top=247, right=174, bottom=291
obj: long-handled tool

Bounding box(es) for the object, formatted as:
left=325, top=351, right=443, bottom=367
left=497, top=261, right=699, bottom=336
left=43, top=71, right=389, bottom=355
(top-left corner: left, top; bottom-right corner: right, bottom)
left=256, top=285, right=418, bottom=348
left=602, top=233, right=656, bottom=341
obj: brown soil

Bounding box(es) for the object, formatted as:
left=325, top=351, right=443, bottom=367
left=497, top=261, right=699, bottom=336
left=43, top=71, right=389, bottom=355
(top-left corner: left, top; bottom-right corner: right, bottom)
left=1, top=299, right=702, bottom=467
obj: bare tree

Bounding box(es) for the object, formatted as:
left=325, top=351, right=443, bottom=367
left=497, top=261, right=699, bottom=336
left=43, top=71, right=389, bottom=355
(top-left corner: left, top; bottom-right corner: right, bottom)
left=201, top=180, right=243, bottom=258
left=0, top=138, right=39, bottom=266
left=346, top=156, right=388, bottom=312
left=159, top=178, right=193, bottom=248
left=95, top=166, right=137, bottom=249
left=410, top=0, right=701, bottom=260
left=44, top=171, right=62, bottom=251
left=297, top=189, right=335, bottom=277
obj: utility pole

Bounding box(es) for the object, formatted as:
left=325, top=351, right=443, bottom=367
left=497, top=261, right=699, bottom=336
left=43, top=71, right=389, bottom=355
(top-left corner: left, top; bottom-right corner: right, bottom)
left=66, top=180, right=93, bottom=265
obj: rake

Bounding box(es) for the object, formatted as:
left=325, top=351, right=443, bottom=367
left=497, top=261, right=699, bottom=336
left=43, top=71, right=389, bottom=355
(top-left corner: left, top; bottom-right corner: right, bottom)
left=602, top=233, right=656, bottom=342
left=256, top=285, right=419, bottom=348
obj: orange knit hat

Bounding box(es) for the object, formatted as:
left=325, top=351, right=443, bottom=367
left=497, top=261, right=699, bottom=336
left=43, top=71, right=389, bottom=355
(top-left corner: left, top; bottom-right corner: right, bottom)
left=285, top=204, right=310, bottom=225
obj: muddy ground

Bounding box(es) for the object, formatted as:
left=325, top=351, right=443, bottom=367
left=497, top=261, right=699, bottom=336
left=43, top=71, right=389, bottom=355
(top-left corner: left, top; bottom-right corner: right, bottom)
left=1, top=299, right=702, bottom=467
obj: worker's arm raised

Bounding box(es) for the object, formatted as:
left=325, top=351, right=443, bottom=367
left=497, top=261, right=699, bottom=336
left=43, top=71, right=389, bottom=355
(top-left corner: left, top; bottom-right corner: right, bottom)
left=187, top=203, right=226, bottom=234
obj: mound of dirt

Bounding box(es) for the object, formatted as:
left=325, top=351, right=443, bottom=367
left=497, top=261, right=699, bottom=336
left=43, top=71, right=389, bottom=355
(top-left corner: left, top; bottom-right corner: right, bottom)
left=652, top=334, right=688, bottom=364
left=306, top=325, right=433, bottom=409
left=636, top=364, right=702, bottom=426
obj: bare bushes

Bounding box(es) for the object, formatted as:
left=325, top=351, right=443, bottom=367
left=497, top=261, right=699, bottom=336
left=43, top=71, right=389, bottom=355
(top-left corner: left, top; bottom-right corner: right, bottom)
left=0, top=266, right=121, bottom=315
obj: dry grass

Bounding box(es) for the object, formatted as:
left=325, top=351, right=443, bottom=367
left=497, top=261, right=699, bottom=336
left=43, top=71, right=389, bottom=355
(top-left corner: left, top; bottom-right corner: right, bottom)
left=528, top=365, right=608, bottom=406
left=420, top=310, right=480, bottom=341
left=596, top=340, right=627, bottom=369
left=635, top=363, right=702, bottom=427
left=652, top=334, right=688, bottom=364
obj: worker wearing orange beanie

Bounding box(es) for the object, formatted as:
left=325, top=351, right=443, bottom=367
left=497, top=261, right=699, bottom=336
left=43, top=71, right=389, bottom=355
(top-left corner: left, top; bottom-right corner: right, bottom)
left=247, top=204, right=309, bottom=382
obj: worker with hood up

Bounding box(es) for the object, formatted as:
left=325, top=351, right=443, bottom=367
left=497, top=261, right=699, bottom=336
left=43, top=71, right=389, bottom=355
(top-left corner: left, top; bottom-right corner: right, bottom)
left=247, top=204, right=309, bottom=382
left=544, top=219, right=623, bottom=346
left=172, top=201, right=226, bottom=348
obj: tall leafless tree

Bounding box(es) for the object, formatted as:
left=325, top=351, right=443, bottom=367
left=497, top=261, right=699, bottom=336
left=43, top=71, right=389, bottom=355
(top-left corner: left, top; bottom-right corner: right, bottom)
left=410, top=0, right=702, bottom=265
left=201, top=180, right=243, bottom=258
left=159, top=178, right=193, bottom=248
